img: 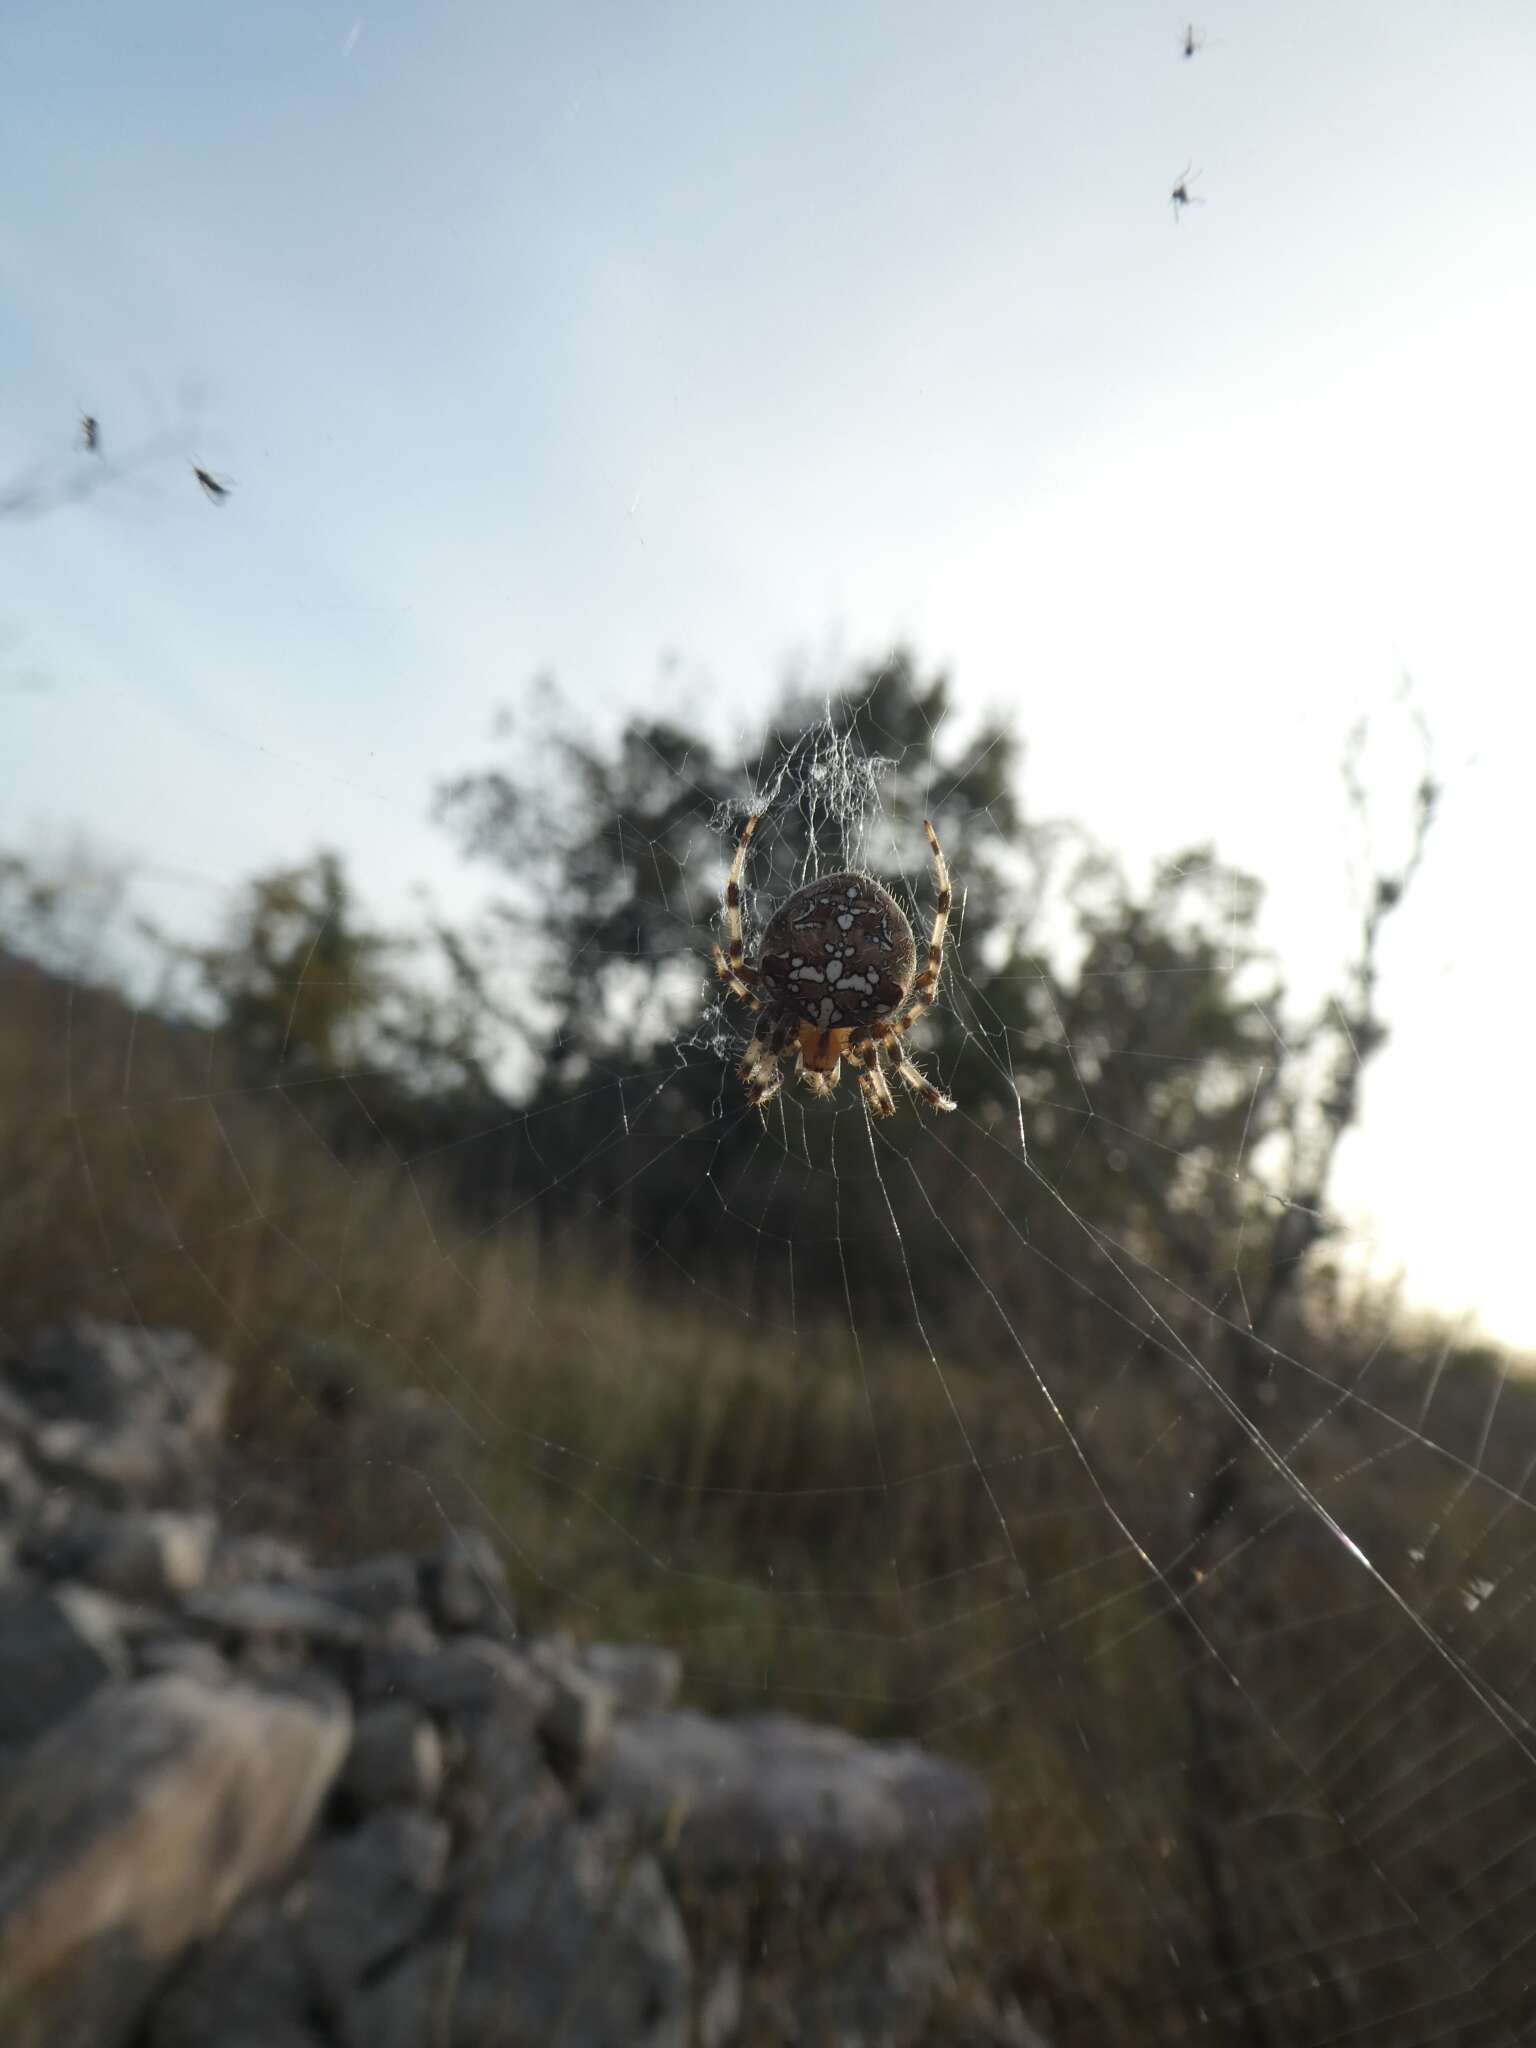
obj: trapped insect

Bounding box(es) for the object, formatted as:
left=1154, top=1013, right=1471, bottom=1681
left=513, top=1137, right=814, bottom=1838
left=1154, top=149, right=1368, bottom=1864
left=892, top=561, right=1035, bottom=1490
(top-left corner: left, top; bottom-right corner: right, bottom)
left=192, top=465, right=231, bottom=502
left=79, top=415, right=99, bottom=453
left=1170, top=163, right=1205, bottom=220
left=1182, top=23, right=1204, bottom=58
left=711, top=815, right=956, bottom=1119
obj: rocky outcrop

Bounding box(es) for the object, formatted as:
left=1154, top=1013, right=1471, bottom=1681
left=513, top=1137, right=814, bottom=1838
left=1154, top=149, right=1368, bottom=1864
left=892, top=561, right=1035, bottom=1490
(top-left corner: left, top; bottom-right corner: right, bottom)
left=595, top=1710, right=989, bottom=1880
left=0, top=1317, right=995, bottom=2046
left=0, top=1672, right=349, bottom=2048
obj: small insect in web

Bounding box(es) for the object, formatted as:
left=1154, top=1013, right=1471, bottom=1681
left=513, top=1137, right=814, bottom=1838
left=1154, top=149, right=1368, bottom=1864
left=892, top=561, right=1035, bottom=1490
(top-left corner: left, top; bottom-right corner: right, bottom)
left=1181, top=23, right=1205, bottom=58
left=191, top=464, right=232, bottom=503
left=1170, top=163, right=1205, bottom=221
left=79, top=415, right=100, bottom=453
left=711, top=815, right=958, bottom=1119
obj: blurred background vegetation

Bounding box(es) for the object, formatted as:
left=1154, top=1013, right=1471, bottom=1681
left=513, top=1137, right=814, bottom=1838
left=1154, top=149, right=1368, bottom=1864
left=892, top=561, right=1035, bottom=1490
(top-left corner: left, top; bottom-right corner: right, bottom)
left=3, top=648, right=1531, bottom=2047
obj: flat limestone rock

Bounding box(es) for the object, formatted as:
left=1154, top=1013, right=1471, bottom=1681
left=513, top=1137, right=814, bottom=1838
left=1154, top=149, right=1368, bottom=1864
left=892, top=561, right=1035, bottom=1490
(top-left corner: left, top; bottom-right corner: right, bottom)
left=182, top=1584, right=368, bottom=1648
left=591, top=1710, right=989, bottom=1879
left=0, top=1671, right=350, bottom=2048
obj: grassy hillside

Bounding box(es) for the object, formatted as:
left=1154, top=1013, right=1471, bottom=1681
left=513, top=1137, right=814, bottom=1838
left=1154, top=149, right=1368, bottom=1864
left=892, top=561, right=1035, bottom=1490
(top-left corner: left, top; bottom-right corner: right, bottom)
left=4, top=951, right=1532, bottom=2045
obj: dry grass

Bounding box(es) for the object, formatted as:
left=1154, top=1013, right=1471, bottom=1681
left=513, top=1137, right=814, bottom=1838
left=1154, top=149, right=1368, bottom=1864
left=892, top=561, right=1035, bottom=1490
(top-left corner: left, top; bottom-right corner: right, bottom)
left=5, top=959, right=1534, bottom=2045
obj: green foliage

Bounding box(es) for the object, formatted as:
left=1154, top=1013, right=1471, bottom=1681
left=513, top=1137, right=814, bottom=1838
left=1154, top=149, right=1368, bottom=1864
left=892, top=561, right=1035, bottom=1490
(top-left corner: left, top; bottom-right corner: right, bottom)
left=169, top=849, right=396, bottom=1080
left=425, top=648, right=1314, bottom=1349
left=0, top=845, right=130, bottom=983
left=435, top=650, right=1031, bottom=1075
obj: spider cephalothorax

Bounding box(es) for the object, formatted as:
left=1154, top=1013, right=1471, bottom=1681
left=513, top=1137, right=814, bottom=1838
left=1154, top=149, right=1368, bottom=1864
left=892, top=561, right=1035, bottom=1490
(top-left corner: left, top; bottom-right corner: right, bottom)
left=711, top=815, right=957, bottom=1119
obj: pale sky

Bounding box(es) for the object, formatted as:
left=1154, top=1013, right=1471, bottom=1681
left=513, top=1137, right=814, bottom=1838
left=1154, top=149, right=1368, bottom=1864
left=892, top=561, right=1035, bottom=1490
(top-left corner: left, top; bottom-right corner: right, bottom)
left=2, top=0, right=1534, bottom=1342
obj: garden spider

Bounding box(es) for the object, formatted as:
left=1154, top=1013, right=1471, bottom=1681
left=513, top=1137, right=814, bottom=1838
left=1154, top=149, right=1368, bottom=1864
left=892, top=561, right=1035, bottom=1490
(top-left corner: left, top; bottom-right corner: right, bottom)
left=711, top=815, right=957, bottom=1119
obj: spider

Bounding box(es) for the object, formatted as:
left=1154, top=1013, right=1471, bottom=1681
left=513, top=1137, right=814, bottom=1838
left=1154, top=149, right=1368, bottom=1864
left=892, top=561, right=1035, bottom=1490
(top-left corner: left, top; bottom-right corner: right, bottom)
left=1170, top=163, right=1205, bottom=220
left=711, top=814, right=957, bottom=1119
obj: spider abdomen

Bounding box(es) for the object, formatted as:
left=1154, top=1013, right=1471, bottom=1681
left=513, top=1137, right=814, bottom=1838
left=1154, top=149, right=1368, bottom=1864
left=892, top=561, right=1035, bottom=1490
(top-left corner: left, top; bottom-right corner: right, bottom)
left=757, top=872, right=916, bottom=1032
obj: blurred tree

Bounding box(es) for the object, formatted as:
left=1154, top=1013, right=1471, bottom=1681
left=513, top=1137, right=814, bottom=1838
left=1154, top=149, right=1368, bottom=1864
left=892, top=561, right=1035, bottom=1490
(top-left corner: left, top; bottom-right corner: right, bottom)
left=429, top=650, right=1312, bottom=1344
left=0, top=843, right=133, bottom=986
left=436, top=650, right=1040, bottom=1084
left=165, top=850, right=396, bottom=1081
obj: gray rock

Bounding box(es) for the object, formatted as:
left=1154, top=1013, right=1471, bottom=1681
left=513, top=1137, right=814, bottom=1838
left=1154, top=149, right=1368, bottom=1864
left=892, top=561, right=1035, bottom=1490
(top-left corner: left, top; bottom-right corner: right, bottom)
left=0, top=1671, right=349, bottom=2048
left=52, top=1581, right=151, bottom=1652
left=15, top=1497, right=113, bottom=1580
left=0, top=1585, right=127, bottom=1754
left=0, top=1380, right=35, bottom=1437
left=26, top=1507, right=216, bottom=1602
left=536, top=1653, right=616, bottom=1776
left=363, top=1634, right=550, bottom=1727
left=208, top=1532, right=311, bottom=1588
left=8, top=1320, right=230, bottom=1505
left=591, top=1711, right=989, bottom=1879
left=379, top=1604, right=438, bottom=1653
left=6, top=1319, right=231, bottom=1440
left=420, top=1525, right=512, bottom=1635
left=338, top=1701, right=445, bottom=1810
left=582, top=1640, right=683, bottom=1714
left=337, top=1940, right=461, bottom=2048
left=147, top=1895, right=321, bottom=2048
left=462, top=1817, right=691, bottom=2046
left=30, top=1419, right=189, bottom=1502
left=350, top=1815, right=690, bottom=2048
left=108, top=1511, right=217, bottom=1600
left=183, top=1584, right=368, bottom=1649
left=134, top=1636, right=231, bottom=1686
left=299, top=1809, right=450, bottom=2005
left=0, top=1438, right=42, bottom=1525
left=304, top=1553, right=421, bottom=1621
left=450, top=1720, right=569, bottom=1844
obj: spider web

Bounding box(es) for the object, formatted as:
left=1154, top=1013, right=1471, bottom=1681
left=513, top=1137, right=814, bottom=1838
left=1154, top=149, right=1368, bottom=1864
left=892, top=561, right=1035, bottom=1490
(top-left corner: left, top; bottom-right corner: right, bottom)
left=688, top=716, right=1536, bottom=2046
left=6, top=683, right=1536, bottom=2048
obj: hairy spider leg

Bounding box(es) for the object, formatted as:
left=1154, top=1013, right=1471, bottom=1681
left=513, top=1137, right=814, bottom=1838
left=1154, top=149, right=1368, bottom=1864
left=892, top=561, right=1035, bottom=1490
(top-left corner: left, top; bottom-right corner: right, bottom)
left=848, top=1043, right=898, bottom=1120
left=721, top=812, right=762, bottom=982
left=851, top=1030, right=955, bottom=1114
left=712, top=945, right=762, bottom=1011
left=714, top=813, right=785, bottom=1109
left=848, top=820, right=956, bottom=1113
left=886, top=1042, right=957, bottom=1113
left=744, top=1061, right=785, bottom=1112
left=860, top=819, right=952, bottom=1052
left=740, top=1010, right=798, bottom=1111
